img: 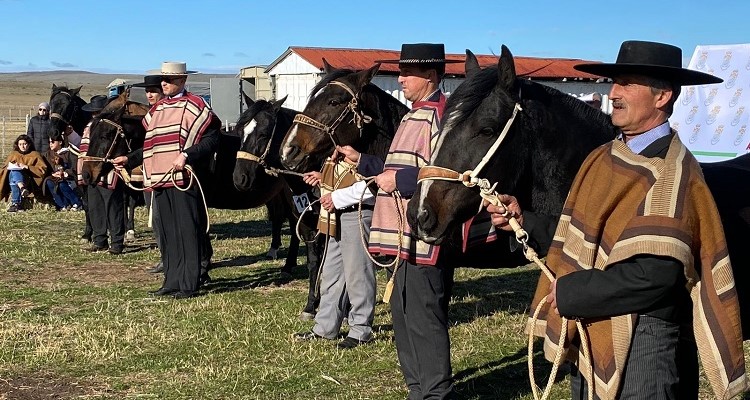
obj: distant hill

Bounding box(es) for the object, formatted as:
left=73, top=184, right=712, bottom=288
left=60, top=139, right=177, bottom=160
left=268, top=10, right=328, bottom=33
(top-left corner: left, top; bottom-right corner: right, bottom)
left=0, top=71, right=234, bottom=87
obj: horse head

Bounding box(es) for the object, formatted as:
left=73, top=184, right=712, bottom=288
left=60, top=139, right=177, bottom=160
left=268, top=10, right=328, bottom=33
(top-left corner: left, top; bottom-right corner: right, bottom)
left=409, top=46, right=617, bottom=244
left=49, top=84, right=89, bottom=135
left=82, top=102, right=147, bottom=185
left=232, top=95, right=296, bottom=191
left=279, top=62, right=383, bottom=172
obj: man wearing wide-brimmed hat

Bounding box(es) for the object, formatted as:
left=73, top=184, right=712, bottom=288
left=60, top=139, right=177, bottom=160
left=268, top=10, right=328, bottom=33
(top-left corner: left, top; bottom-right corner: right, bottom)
left=113, top=62, right=219, bottom=299
left=333, top=43, right=461, bottom=398
left=489, top=40, right=747, bottom=399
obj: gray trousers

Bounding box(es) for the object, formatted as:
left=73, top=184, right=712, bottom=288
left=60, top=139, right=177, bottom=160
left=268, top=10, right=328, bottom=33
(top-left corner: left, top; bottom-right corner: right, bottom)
left=570, top=314, right=698, bottom=400
left=312, top=209, right=375, bottom=341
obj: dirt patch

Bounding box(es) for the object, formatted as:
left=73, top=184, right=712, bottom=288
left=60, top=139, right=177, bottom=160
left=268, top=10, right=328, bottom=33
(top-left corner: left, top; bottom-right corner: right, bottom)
left=0, top=372, right=113, bottom=399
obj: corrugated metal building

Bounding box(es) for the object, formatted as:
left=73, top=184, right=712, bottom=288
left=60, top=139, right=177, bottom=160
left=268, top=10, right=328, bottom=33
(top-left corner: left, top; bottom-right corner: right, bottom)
left=263, top=46, right=611, bottom=111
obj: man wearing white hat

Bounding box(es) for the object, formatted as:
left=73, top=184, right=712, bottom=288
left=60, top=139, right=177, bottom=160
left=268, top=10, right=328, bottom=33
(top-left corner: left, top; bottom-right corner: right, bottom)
left=114, top=62, right=219, bottom=299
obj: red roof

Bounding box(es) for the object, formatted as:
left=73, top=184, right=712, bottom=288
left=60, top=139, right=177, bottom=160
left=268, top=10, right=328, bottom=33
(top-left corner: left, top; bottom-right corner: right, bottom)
left=281, top=46, right=601, bottom=80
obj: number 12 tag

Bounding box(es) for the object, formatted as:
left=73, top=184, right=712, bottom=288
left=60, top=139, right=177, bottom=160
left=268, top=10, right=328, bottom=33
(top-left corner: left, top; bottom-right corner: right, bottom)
left=293, top=193, right=311, bottom=213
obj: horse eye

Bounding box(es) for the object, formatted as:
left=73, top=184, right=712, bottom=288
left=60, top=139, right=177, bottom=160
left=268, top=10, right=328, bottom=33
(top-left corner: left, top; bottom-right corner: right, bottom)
left=329, top=99, right=341, bottom=107
left=479, top=127, right=495, bottom=136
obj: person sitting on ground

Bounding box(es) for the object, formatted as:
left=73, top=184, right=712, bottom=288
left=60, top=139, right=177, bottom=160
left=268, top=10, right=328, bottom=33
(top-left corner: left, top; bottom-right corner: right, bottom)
left=43, top=134, right=82, bottom=211
left=0, top=134, right=50, bottom=212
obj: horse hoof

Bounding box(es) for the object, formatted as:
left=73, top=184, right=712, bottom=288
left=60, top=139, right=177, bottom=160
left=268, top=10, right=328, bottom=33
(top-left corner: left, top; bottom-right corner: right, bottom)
left=299, top=311, right=315, bottom=321
left=267, top=247, right=280, bottom=260
left=125, top=230, right=135, bottom=242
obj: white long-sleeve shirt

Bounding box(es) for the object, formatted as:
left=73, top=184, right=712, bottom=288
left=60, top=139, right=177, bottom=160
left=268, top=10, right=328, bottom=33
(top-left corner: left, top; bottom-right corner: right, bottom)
left=330, top=180, right=375, bottom=209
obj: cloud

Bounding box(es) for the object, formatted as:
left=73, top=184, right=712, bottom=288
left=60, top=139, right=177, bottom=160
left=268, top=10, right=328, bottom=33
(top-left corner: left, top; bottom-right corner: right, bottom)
left=234, top=52, right=249, bottom=58
left=0, top=60, right=11, bottom=65
left=51, top=61, right=77, bottom=68
left=202, top=53, right=216, bottom=57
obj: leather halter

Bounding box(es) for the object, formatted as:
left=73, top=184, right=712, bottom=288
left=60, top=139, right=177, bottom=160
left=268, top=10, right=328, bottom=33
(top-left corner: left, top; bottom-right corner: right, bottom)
left=291, top=80, right=372, bottom=147
left=236, top=113, right=305, bottom=178
left=49, top=90, right=77, bottom=126
left=80, top=118, right=131, bottom=163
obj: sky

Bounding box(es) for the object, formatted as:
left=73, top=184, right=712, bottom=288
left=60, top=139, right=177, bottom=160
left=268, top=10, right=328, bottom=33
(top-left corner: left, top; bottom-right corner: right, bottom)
left=0, top=0, right=748, bottom=74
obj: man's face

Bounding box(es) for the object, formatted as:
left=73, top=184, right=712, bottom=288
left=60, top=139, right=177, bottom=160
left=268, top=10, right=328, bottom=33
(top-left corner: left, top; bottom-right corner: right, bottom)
left=397, top=66, right=433, bottom=103
left=161, top=76, right=186, bottom=97
left=38, top=106, right=48, bottom=116
left=609, top=74, right=671, bottom=135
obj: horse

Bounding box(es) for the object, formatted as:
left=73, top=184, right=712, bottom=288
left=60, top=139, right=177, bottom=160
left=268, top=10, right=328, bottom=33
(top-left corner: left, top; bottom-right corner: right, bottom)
left=232, top=94, right=324, bottom=318
left=280, top=61, right=409, bottom=172
left=409, top=46, right=750, bottom=338
left=48, top=84, right=91, bottom=139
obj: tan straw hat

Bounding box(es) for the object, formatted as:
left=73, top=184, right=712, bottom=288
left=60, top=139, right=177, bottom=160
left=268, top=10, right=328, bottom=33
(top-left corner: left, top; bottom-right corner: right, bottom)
left=148, top=61, right=198, bottom=76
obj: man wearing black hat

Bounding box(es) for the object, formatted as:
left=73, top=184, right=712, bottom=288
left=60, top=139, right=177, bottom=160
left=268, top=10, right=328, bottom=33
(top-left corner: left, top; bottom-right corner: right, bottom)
left=335, top=43, right=460, bottom=398
left=79, top=94, right=127, bottom=254
left=489, top=41, right=746, bottom=399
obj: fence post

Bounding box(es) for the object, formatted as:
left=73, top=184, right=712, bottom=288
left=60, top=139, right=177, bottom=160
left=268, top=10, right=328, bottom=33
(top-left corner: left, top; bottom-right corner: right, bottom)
left=1, top=116, right=5, bottom=160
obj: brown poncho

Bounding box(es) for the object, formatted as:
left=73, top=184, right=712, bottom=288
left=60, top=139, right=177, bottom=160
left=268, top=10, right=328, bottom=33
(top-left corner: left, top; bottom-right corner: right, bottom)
left=528, top=135, right=747, bottom=399
left=317, top=158, right=361, bottom=236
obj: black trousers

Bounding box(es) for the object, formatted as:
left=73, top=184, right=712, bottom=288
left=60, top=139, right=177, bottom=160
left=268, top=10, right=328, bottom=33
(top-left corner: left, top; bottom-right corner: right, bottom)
left=87, top=182, right=125, bottom=250
left=570, top=314, right=698, bottom=400
left=155, top=185, right=212, bottom=293
left=80, top=185, right=93, bottom=240
left=391, top=259, right=454, bottom=400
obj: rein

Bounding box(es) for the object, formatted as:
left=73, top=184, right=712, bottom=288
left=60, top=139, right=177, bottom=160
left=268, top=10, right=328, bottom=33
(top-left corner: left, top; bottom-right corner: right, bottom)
left=416, top=102, right=593, bottom=400
left=291, top=80, right=372, bottom=147
left=79, top=118, right=131, bottom=164
left=50, top=90, right=76, bottom=127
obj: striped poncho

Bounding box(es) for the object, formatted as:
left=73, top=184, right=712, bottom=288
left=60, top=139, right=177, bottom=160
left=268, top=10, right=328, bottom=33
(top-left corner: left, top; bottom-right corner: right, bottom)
left=527, top=135, right=747, bottom=399
left=368, top=93, right=445, bottom=265
left=141, top=92, right=213, bottom=188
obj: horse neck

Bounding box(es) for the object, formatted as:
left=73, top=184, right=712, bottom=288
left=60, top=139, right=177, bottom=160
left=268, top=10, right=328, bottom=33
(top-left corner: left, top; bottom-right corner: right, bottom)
left=265, top=108, right=297, bottom=169
left=72, top=97, right=91, bottom=133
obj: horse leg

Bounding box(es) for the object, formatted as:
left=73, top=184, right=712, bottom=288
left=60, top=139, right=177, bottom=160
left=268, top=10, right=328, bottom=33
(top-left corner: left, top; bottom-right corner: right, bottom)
left=266, top=196, right=284, bottom=260
left=124, top=190, right=136, bottom=242
left=300, top=235, right=323, bottom=319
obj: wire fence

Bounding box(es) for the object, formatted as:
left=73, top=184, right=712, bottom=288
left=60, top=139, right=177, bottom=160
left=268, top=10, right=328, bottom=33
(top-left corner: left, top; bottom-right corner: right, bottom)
left=0, top=105, right=36, bottom=159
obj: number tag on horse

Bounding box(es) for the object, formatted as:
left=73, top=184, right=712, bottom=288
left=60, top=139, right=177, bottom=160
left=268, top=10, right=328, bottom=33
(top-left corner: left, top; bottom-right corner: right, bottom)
left=293, top=193, right=311, bottom=213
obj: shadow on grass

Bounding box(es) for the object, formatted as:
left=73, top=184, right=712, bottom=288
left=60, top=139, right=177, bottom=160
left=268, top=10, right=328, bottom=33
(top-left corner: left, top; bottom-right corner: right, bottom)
left=454, top=341, right=568, bottom=399
left=211, top=219, right=279, bottom=240
left=203, top=267, right=292, bottom=294
left=450, top=268, right=540, bottom=325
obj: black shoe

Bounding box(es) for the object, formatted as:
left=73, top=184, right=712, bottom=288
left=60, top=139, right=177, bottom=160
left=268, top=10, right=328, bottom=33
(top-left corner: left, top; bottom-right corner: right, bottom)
left=149, top=287, right=178, bottom=296
left=7, top=204, right=18, bottom=213
left=293, top=331, right=325, bottom=341
left=172, top=291, right=195, bottom=299
left=108, top=247, right=123, bottom=255
left=83, top=244, right=108, bottom=252
left=199, top=271, right=211, bottom=286
left=336, top=336, right=372, bottom=350
left=146, top=262, right=164, bottom=274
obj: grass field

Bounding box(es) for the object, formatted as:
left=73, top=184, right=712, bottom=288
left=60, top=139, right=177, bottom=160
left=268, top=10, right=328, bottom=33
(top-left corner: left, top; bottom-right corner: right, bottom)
left=0, top=202, right=747, bottom=399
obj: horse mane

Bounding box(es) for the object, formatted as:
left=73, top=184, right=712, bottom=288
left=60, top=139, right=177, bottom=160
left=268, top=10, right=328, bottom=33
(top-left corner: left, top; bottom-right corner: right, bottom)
left=235, top=99, right=271, bottom=132
left=309, top=69, right=355, bottom=100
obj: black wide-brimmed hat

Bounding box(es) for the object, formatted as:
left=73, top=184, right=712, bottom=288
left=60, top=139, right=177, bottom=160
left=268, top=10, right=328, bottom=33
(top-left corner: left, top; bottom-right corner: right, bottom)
left=574, top=40, right=722, bottom=86
left=131, top=75, right=162, bottom=88
left=81, top=95, right=109, bottom=112
left=376, top=43, right=462, bottom=65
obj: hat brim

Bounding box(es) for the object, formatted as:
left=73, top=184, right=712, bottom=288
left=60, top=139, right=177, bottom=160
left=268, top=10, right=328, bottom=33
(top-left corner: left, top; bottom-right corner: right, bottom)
left=81, top=104, right=104, bottom=112
left=131, top=82, right=160, bottom=88
left=145, top=69, right=199, bottom=76
left=574, top=63, right=722, bottom=85
left=375, top=59, right=464, bottom=64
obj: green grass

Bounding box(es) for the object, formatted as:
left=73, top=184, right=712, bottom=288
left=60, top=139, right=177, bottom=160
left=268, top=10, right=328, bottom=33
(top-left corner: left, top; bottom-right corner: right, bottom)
left=0, top=203, right=745, bottom=399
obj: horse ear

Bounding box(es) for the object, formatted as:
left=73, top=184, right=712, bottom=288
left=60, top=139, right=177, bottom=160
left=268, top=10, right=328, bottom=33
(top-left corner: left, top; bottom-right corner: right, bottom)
left=52, top=83, right=58, bottom=91
left=71, top=86, right=82, bottom=96
left=497, top=45, right=517, bottom=91
left=241, top=89, right=254, bottom=108
left=322, top=58, right=335, bottom=74
left=272, top=95, right=288, bottom=110
left=353, top=63, right=380, bottom=89
left=465, top=49, right=480, bottom=78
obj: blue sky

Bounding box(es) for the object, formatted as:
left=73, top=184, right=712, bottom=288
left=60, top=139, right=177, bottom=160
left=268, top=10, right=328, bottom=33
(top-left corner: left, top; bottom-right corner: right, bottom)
left=1, top=0, right=747, bottom=74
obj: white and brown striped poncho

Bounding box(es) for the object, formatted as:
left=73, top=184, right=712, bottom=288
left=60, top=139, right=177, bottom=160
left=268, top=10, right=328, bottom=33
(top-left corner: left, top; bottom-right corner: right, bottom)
left=141, top=93, right=213, bottom=188
left=528, top=134, right=747, bottom=399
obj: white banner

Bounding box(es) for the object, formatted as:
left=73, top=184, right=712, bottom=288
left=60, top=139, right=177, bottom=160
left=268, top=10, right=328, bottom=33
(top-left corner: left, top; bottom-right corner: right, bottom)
left=670, top=43, right=750, bottom=162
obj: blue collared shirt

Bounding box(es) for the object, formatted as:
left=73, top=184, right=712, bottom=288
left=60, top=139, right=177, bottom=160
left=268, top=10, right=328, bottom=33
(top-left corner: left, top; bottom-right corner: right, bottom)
left=618, top=121, right=671, bottom=154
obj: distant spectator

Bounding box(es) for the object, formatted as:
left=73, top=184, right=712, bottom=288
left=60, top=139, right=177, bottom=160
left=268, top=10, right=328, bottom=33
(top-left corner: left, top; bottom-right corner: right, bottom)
left=27, top=102, right=52, bottom=153
left=0, top=135, right=49, bottom=212
left=43, top=135, right=82, bottom=211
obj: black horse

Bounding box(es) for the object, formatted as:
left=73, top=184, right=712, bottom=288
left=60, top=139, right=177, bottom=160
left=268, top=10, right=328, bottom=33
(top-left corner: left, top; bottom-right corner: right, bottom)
left=409, top=46, right=750, bottom=338
left=48, top=84, right=91, bottom=138
left=232, top=95, right=324, bottom=318
left=280, top=61, right=409, bottom=172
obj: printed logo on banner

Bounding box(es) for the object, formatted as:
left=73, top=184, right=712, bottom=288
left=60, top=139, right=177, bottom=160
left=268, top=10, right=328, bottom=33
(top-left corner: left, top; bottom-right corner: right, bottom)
left=729, top=88, right=743, bottom=107
left=706, top=105, right=722, bottom=125
left=704, top=88, right=719, bottom=106
left=725, top=70, right=739, bottom=89
left=686, top=105, right=700, bottom=124
left=731, top=107, right=746, bottom=126
left=721, top=51, right=733, bottom=70
left=696, top=51, right=709, bottom=70
left=711, top=125, right=725, bottom=145
left=689, top=123, right=702, bottom=144
left=682, top=87, right=696, bottom=106
left=734, top=125, right=747, bottom=146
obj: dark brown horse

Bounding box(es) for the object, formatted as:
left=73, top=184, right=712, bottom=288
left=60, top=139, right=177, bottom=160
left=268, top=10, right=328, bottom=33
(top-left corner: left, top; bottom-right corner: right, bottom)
left=48, top=84, right=91, bottom=139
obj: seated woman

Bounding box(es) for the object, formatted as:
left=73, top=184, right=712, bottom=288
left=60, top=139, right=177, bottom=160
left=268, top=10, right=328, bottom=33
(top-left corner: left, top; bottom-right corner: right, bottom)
left=0, top=134, right=49, bottom=212
left=43, top=135, right=82, bottom=211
